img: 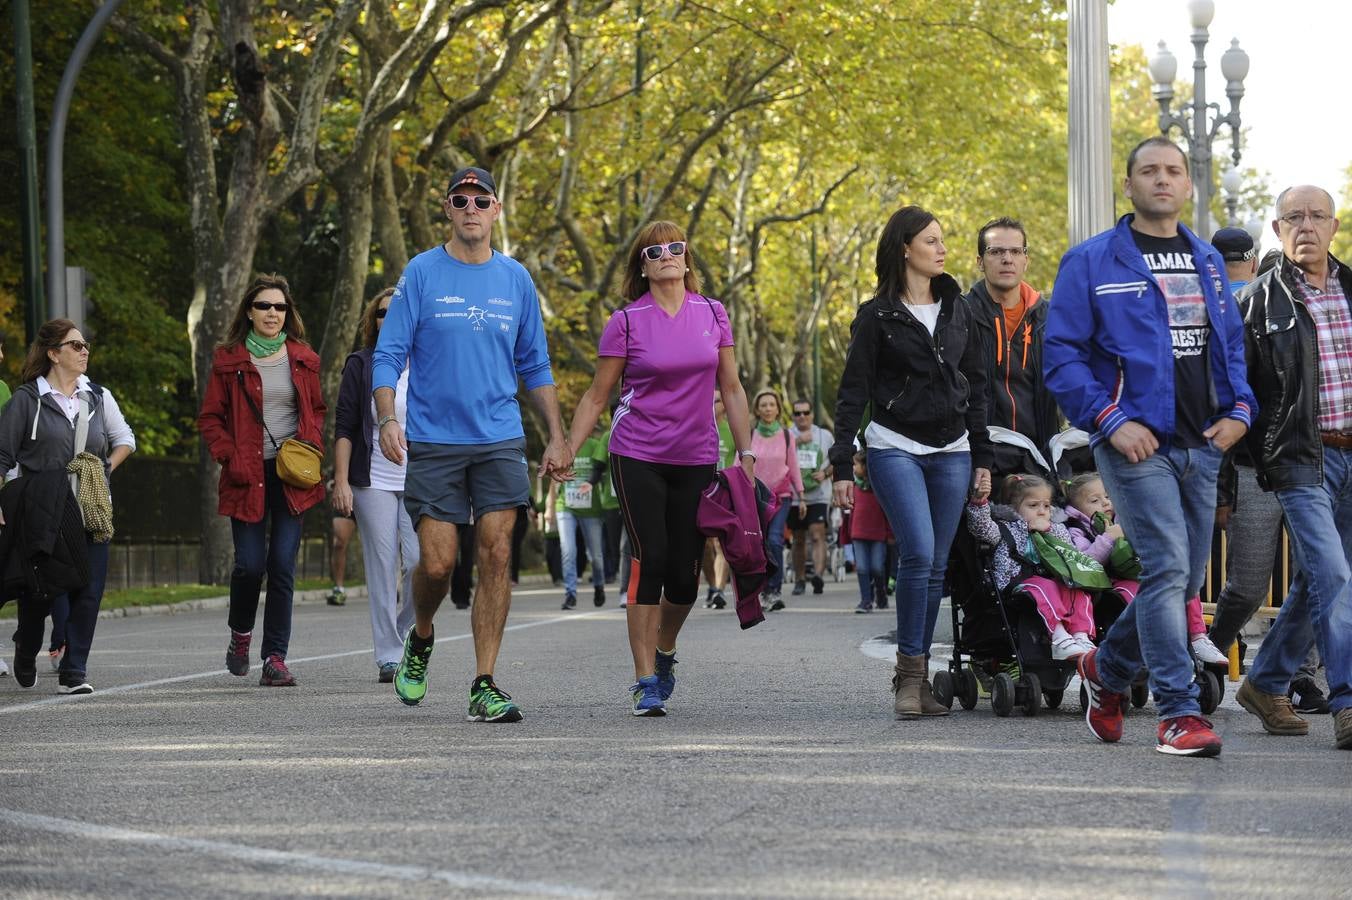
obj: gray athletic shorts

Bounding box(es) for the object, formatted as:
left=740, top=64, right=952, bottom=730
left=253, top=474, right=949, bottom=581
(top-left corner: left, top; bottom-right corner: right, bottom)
left=404, top=437, right=530, bottom=526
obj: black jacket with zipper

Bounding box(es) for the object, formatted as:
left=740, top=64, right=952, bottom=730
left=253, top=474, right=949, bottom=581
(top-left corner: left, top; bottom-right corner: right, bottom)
left=964, top=280, right=1061, bottom=474
left=829, top=273, right=992, bottom=481
left=1239, top=253, right=1352, bottom=492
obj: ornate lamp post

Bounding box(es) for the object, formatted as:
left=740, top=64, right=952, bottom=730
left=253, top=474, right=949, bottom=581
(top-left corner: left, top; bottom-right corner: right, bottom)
left=1147, top=0, right=1249, bottom=237
left=1222, top=167, right=1243, bottom=226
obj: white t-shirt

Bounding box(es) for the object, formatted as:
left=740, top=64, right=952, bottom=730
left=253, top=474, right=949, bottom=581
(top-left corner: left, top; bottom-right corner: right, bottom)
left=368, top=368, right=410, bottom=491
left=906, top=302, right=941, bottom=335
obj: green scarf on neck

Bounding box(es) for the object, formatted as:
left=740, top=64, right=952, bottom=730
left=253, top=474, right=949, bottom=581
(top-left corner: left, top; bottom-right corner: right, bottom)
left=245, top=329, right=287, bottom=358
left=755, top=420, right=782, bottom=438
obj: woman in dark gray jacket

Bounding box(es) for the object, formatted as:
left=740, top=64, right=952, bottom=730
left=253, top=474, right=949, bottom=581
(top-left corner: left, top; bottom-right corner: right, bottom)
left=0, top=318, right=136, bottom=694
left=332, top=288, right=418, bottom=682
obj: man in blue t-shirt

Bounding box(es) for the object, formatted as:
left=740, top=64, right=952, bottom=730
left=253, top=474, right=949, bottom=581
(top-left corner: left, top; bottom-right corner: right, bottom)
left=372, top=166, right=572, bottom=723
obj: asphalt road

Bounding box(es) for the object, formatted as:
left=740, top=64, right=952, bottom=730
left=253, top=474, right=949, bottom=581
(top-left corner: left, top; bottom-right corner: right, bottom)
left=1, top=579, right=1349, bottom=899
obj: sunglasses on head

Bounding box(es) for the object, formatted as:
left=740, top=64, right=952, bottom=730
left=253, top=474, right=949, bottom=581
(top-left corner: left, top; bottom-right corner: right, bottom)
left=375, top=307, right=389, bottom=319
left=641, top=241, right=685, bottom=261
left=449, top=193, right=495, bottom=210
left=59, top=340, right=92, bottom=353
left=251, top=301, right=289, bottom=312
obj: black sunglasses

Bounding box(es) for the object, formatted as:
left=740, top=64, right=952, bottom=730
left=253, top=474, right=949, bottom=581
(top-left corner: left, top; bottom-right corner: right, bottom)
left=449, top=194, right=494, bottom=210
left=251, top=301, right=289, bottom=312
left=792, top=409, right=812, bottom=416
left=375, top=307, right=389, bottom=319
left=59, top=340, right=92, bottom=353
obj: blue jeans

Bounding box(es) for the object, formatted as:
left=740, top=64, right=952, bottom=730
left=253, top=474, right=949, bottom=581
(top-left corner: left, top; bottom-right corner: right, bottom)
left=1092, top=442, right=1222, bottom=720
left=228, top=460, right=304, bottom=660
left=765, top=500, right=793, bottom=594
left=558, top=509, right=606, bottom=594
left=867, top=447, right=970, bottom=656
left=1248, top=446, right=1352, bottom=713
left=853, top=539, right=888, bottom=608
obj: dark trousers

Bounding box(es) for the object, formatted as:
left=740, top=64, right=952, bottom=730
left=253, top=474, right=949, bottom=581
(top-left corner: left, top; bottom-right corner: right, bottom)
left=48, top=593, right=69, bottom=651
left=545, top=534, right=562, bottom=584
left=14, top=538, right=109, bottom=679
left=228, top=460, right=303, bottom=660
left=610, top=454, right=713, bottom=605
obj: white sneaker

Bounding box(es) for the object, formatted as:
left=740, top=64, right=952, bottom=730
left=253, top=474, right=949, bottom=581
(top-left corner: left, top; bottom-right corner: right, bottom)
left=1191, top=634, right=1228, bottom=666
left=1072, top=635, right=1097, bottom=655
left=1051, top=636, right=1088, bottom=661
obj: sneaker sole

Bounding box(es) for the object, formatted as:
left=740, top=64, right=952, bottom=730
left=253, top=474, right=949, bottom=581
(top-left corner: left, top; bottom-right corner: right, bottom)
left=57, top=684, right=93, bottom=695
left=1236, top=689, right=1310, bottom=735
left=395, top=686, right=425, bottom=707
left=1156, top=740, right=1221, bottom=757
left=632, top=706, right=666, bottom=717
left=467, top=709, right=524, bottom=723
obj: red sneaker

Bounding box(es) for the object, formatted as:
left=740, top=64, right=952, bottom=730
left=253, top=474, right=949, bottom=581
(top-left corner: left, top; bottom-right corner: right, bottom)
left=1078, top=648, right=1125, bottom=743
left=259, top=654, right=296, bottom=687
left=1156, top=715, right=1222, bottom=757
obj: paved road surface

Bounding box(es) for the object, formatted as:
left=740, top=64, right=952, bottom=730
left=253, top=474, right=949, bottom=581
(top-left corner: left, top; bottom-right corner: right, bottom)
left=1, top=580, right=1348, bottom=898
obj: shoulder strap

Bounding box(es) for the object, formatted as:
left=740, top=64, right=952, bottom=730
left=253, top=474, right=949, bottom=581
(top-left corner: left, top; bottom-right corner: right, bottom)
left=74, top=398, right=91, bottom=456
left=237, top=370, right=279, bottom=450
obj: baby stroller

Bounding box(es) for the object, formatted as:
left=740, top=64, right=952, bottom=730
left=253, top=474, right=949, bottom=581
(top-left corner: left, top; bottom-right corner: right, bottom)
left=934, top=429, right=1077, bottom=717
left=1051, top=429, right=1227, bottom=715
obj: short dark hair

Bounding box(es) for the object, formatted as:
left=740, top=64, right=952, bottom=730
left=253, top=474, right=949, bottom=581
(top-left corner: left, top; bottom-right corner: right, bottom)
left=1126, top=136, right=1189, bottom=177
left=875, top=205, right=939, bottom=305
left=792, top=399, right=812, bottom=411
left=977, top=217, right=1026, bottom=257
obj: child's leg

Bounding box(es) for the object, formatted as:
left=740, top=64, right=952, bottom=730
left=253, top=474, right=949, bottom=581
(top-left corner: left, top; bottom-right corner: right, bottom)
left=1111, top=577, right=1139, bottom=605
left=854, top=540, right=884, bottom=607
left=1066, top=588, right=1096, bottom=638
left=1015, top=575, right=1077, bottom=638
left=1185, top=594, right=1207, bottom=637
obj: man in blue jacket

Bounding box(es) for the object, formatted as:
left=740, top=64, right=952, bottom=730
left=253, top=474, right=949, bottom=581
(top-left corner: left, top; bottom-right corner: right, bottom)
left=1044, top=137, right=1257, bottom=758
left=373, top=166, right=572, bottom=723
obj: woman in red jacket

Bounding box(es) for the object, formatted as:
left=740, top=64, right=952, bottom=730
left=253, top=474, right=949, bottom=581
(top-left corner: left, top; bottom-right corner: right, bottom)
left=197, top=274, right=326, bottom=687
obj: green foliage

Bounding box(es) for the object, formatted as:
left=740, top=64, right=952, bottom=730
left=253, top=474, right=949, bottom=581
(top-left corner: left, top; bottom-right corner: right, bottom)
left=1333, top=162, right=1352, bottom=263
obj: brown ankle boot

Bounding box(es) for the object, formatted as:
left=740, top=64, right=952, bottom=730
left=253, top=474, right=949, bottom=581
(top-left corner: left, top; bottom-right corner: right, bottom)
left=892, top=653, right=926, bottom=719
left=919, top=654, right=949, bottom=716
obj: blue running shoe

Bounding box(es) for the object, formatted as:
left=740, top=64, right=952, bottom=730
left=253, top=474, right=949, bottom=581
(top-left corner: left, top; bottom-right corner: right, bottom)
left=631, top=675, right=666, bottom=717
left=654, top=648, right=678, bottom=701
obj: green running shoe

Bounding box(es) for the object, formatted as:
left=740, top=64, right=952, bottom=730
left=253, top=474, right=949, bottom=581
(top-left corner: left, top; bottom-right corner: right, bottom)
left=394, top=630, right=434, bottom=706
left=467, top=675, right=523, bottom=723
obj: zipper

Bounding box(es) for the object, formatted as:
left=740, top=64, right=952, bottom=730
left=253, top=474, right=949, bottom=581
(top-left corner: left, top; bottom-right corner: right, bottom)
left=885, top=377, right=911, bottom=411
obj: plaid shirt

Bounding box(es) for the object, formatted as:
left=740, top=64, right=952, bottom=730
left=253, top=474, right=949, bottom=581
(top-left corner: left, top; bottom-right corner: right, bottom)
left=1292, top=260, right=1352, bottom=432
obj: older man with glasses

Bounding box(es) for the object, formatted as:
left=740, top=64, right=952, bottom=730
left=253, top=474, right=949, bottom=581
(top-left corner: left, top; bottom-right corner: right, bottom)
left=1234, top=185, right=1352, bottom=750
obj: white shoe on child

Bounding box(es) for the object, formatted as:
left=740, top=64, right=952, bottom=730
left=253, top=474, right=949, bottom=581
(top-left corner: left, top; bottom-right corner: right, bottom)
left=1072, top=633, right=1097, bottom=655
left=1190, top=634, right=1228, bottom=666
left=1052, top=635, right=1089, bottom=661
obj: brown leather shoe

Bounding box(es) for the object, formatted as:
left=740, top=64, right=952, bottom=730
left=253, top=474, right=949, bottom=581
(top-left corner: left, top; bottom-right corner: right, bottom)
left=1335, top=708, right=1352, bottom=750
left=1236, top=679, right=1309, bottom=735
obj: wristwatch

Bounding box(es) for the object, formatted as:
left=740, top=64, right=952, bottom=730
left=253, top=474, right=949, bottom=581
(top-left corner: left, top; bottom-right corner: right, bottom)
left=737, top=449, right=756, bottom=461
left=377, top=414, right=398, bottom=430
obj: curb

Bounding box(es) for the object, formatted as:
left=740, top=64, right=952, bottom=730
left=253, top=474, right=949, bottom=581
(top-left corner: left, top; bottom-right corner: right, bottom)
left=94, top=572, right=557, bottom=620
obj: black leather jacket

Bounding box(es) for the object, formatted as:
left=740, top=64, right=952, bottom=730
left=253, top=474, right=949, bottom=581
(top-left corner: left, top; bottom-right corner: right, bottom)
left=1239, top=253, right=1352, bottom=491
left=830, top=273, right=992, bottom=481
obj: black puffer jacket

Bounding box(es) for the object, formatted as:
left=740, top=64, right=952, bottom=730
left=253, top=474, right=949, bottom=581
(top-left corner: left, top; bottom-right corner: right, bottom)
left=830, top=273, right=992, bottom=481
left=0, top=470, right=90, bottom=608
left=1239, top=253, right=1352, bottom=491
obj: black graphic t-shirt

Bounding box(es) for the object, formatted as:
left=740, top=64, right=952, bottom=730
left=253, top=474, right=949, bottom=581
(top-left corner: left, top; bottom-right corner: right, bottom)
left=1131, top=230, right=1212, bottom=448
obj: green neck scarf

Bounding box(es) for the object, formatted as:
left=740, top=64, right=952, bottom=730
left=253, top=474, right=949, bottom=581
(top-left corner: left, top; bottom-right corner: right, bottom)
left=755, top=420, right=782, bottom=438
left=245, top=329, right=287, bottom=358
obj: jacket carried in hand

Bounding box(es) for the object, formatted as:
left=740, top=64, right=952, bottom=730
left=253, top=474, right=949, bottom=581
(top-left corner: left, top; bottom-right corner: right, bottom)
left=0, top=470, right=89, bottom=608
left=1044, top=215, right=1256, bottom=448
left=1238, top=253, right=1352, bottom=492
left=197, top=339, right=326, bottom=523
left=829, top=273, right=992, bottom=481
left=697, top=465, right=780, bottom=629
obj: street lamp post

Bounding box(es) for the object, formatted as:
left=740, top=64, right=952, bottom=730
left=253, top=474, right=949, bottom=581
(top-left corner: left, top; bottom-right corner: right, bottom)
left=1147, top=0, right=1249, bottom=238
left=1222, top=167, right=1242, bottom=226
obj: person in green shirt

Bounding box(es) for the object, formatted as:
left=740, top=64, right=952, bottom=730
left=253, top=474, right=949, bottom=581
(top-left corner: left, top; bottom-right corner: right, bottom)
left=0, top=331, right=11, bottom=409
left=559, top=421, right=609, bottom=609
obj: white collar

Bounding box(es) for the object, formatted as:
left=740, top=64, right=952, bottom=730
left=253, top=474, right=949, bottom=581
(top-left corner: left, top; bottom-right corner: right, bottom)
left=36, top=374, right=90, bottom=398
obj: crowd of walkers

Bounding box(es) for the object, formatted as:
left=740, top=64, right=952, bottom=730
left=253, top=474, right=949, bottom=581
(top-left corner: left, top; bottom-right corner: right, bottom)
left=1, top=142, right=1349, bottom=759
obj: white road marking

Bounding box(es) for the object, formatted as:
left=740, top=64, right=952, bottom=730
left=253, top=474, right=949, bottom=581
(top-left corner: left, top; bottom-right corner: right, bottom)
left=0, top=808, right=602, bottom=898
left=0, top=609, right=610, bottom=716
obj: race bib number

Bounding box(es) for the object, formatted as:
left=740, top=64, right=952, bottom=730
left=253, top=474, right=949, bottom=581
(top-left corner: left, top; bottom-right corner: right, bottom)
left=564, top=481, right=593, bottom=510
left=797, top=447, right=819, bottom=472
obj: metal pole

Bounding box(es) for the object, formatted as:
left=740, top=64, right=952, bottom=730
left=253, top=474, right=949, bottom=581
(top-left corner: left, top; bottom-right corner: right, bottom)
left=1066, top=0, right=1115, bottom=245
left=1190, top=23, right=1211, bottom=237
left=12, top=0, right=45, bottom=342
left=45, top=0, right=129, bottom=317
left=810, top=227, right=821, bottom=416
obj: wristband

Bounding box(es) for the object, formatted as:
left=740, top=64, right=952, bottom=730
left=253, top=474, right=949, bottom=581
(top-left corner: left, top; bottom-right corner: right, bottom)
left=737, top=450, right=756, bottom=461
left=377, top=415, right=398, bottom=430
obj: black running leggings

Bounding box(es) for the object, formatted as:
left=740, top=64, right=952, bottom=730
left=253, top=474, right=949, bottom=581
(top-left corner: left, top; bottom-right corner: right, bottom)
left=611, top=453, right=714, bottom=606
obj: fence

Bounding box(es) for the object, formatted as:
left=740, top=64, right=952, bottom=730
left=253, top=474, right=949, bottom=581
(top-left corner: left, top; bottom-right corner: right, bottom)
left=104, top=535, right=363, bottom=591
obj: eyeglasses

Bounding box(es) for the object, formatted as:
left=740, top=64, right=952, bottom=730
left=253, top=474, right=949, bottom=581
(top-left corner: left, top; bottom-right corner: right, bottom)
left=983, top=247, right=1028, bottom=259
left=251, top=301, right=289, bottom=312
left=59, top=340, right=92, bottom=353
left=641, top=241, right=686, bottom=261
left=375, top=307, right=389, bottom=319
left=792, top=410, right=812, bottom=417
left=449, top=194, right=495, bottom=210
left=1277, top=211, right=1334, bottom=228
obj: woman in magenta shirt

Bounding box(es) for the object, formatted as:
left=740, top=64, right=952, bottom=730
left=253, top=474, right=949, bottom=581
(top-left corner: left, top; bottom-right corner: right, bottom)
left=566, top=221, right=756, bottom=717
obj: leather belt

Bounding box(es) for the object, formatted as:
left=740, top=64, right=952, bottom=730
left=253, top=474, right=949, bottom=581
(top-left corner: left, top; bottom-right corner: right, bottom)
left=1322, top=431, right=1352, bottom=450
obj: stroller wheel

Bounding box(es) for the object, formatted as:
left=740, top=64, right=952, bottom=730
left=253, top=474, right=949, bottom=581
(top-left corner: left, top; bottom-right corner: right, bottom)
left=1079, top=683, right=1089, bottom=713
left=1019, top=672, right=1042, bottom=717
left=992, top=672, right=1015, bottom=717
left=1131, top=682, right=1150, bottom=709
left=931, top=670, right=955, bottom=710
left=957, top=667, right=980, bottom=711
left=1197, top=668, right=1221, bottom=715
left=1042, top=688, right=1064, bottom=710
